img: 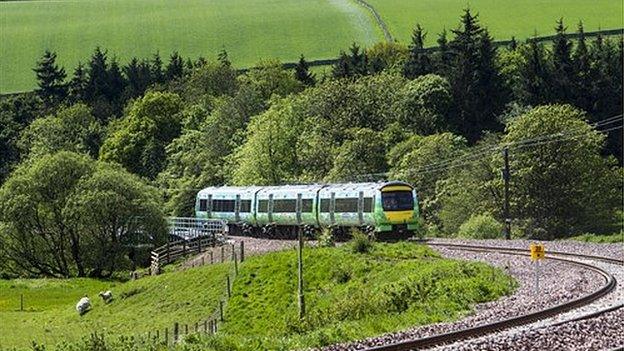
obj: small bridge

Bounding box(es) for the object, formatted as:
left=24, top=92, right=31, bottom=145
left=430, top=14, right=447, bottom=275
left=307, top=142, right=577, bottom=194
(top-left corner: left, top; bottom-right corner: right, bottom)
left=150, top=217, right=226, bottom=275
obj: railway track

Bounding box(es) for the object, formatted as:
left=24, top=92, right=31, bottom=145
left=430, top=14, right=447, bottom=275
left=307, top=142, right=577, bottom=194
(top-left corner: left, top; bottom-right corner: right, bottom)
left=363, top=242, right=621, bottom=351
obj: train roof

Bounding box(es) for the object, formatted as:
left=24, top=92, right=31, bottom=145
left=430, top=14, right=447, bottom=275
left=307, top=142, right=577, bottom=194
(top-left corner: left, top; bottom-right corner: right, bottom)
left=197, top=181, right=413, bottom=197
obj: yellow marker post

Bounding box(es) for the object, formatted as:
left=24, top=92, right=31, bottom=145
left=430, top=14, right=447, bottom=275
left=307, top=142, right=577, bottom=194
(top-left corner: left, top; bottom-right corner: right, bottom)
left=530, top=243, right=545, bottom=294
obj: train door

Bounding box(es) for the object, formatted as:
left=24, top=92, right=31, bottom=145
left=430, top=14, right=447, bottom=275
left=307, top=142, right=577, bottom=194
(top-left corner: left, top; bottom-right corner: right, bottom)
left=235, top=194, right=241, bottom=222
left=330, top=192, right=335, bottom=225
left=268, top=194, right=274, bottom=223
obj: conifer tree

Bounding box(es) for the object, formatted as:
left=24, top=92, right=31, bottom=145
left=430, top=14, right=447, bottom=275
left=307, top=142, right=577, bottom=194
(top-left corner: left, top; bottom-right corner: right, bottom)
left=85, top=47, right=110, bottom=103
left=33, top=50, right=67, bottom=107
left=518, top=39, right=552, bottom=105
left=446, top=9, right=506, bottom=143
left=67, top=62, right=89, bottom=103
left=403, top=24, right=432, bottom=79
left=572, top=22, right=591, bottom=111
left=332, top=51, right=351, bottom=78
left=551, top=19, right=575, bottom=102
left=434, top=29, right=451, bottom=75
left=166, top=51, right=184, bottom=80
left=107, top=58, right=125, bottom=103
left=151, top=52, right=164, bottom=84
left=218, top=49, right=231, bottom=68
left=294, top=54, right=316, bottom=86
left=508, top=36, right=518, bottom=51
left=348, top=43, right=368, bottom=76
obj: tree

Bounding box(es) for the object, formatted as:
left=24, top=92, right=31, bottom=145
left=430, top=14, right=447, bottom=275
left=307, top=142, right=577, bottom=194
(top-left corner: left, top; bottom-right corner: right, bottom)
left=166, top=51, right=185, bottom=81
left=403, top=24, right=432, bottom=79
left=181, top=61, right=238, bottom=102
left=348, top=43, right=368, bottom=76
left=332, top=51, right=352, bottom=78
left=503, top=105, right=620, bottom=238
left=218, top=49, right=231, bottom=68
left=99, top=92, right=184, bottom=179
left=238, top=60, right=303, bottom=102
left=366, top=42, right=409, bottom=73
left=0, top=151, right=167, bottom=277
left=446, top=9, right=507, bottom=142
left=19, top=103, right=102, bottom=159
left=392, top=74, right=451, bottom=134
left=434, top=29, right=451, bottom=74
left=572, top=22, right=592, bottom=112
left=294, top=54, right=316, bottom=86
left=67, top=62, right=89, bottom=103
left=151, top=52, right=165, bottom=84
left=388, top=132, right=467, bottom=226
left=551, top=19, right=575, bottom=102
left=326, top=128, right=386, bottom=182
left=517, top=39, right=552, bottom=105
left=33, top=50, right=67, bottom=107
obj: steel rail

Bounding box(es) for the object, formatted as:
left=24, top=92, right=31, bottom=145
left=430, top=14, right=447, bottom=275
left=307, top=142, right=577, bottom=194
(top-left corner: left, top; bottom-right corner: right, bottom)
left=363, top=243, right=619, bottom=351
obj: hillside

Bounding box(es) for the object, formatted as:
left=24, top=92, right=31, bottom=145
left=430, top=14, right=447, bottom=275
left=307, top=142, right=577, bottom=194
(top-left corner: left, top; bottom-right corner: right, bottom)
left=0, top=263, right=231, bottom=349
left=2, top=0, right=622, bottom=93
left=0, top=0, right=381, bottom=93
left=367, top=0, right=623, bottom=44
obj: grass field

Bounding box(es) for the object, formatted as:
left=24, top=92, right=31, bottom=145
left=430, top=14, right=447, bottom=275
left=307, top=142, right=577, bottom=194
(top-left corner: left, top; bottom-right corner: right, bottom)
left=0, top=263, right=231, bottom=349
left=0, top=0, right=382, bottom=93
left=0, top=242, right=515, bottom=350
left=367, top=0, right=623, bottom=44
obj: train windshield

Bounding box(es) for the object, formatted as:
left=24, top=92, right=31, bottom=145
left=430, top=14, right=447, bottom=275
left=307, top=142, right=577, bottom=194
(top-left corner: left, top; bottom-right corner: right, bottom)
left=381, top=191, right=414, bottom=211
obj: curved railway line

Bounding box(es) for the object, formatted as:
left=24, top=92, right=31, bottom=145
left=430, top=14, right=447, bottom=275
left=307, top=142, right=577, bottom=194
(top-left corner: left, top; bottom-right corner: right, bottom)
left=361, top=242, right=622, bottom=351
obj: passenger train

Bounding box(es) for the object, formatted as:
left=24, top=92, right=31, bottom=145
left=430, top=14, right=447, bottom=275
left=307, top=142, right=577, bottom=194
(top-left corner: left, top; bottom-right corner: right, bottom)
left=195, top=181, right=420, bottom=239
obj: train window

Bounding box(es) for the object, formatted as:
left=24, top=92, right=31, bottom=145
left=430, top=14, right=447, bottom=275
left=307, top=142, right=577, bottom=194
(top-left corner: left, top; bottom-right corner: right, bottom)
left=320, top=198, right=330, bottom=212
left=273, top=199, right=297, bottom=212
left=258, top=200, right=269, bottom=213
left=381, top=191, right=414, bottom=211
left=363, top=197, right=373, bottom=213
left=335, top=198, right=358, bottom=213
left=199, top=199, right=208, bottom=212
left=301, top=199, right=313, bottom=212
left=212, top=199, right=235, bottom=212
left=240, top=200, right=251, bottom=213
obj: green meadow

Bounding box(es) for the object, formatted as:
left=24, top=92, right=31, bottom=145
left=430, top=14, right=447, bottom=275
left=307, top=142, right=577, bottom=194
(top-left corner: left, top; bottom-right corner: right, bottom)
left=368, top=0, right=623, bottom=44
left=0, top=0, right=381, bottom=93
left=1, top=0, right=622, bottom=93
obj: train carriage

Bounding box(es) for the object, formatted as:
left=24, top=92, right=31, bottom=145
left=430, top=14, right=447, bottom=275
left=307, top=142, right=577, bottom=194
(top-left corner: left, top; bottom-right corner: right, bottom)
left=195, top=181, right=419, bottom=239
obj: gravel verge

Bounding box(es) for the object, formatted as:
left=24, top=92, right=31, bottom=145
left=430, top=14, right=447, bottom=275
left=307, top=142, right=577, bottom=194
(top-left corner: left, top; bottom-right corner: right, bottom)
left=321, top=243, right=609, bottom=351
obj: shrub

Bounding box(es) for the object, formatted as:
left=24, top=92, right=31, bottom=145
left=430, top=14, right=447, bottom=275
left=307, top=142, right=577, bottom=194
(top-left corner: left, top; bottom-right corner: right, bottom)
left=458, top=213, right=502, bottom=239
left=350, top=229, right=374, bottom=254
left=317, top=229, right=335, bottom=247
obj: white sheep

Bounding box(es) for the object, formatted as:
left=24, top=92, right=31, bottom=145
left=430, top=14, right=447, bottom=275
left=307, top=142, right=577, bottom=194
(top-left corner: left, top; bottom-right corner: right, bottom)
left=76, top=296, right=91, bottom=316
left=98, top=290, right=113, bottom=304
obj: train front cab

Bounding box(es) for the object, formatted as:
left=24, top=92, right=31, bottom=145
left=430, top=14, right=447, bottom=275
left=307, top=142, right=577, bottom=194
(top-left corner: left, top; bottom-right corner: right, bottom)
left=375, top=182, right=419, bottom=236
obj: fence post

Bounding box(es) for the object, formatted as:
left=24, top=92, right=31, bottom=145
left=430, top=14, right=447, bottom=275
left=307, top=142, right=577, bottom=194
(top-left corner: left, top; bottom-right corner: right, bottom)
left=183, top=240, right=187, bottom=256
left=195, top=322, right=198, bottom=332
left=202, top=256, right=205, bottom=266
left=204, top=320, right=208, bottom=333
left=231, top=244, right=235, bottom=261
left=234, top=252, right=238, bottom=275
left=166, top=241, right=170, bottom=264
left=226, top=276, right=231, bottom=297
left=221, top=246, right=225, bottom=263
left=240, top=241, right=245, bottom=262
left=198, top=237, right=202, bottom=253
left=184, top=324, right=188, bottom=335
left=156, top=329, right=159, bottom=340
left=210, top=251, right=214, bottom=264
left=20, top=294, right=23, bottom=311
left=165, top=327, right=169, bottom=345
left=174, top=322, right=179, bottom=342
left=219, top=301, right=224, bottom=321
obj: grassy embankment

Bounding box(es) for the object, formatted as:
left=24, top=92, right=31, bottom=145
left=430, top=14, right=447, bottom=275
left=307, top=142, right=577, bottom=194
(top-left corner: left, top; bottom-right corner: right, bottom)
left=0, top=263, right=231, bottom=349
left=0, top=241, right=515, bottom=350
left=568, top=232, right=624, bottom=243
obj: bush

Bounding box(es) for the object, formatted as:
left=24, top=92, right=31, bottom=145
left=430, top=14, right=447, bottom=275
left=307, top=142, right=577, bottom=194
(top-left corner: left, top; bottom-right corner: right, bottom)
left=350, top=229, right=374, bottom=253
left=458, top=213, right=503, bottom=239
left=317, top=229, right=335, bottom=247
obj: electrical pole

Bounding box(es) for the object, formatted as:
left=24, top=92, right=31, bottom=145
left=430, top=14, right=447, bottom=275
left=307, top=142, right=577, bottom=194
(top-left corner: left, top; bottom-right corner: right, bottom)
left=297, top=226, right=305, bottom=319
left=503, top=147, right=511, bottom=240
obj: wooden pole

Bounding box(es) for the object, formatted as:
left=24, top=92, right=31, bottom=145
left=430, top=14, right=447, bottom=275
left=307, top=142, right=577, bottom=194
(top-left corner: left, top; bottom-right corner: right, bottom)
left=221, top=246, right=224, bottom=263
left=219, top=301, right=224, bottom=321
left=297, top=226, right=305, bottom=319
left=165, top=327, right=168, bottom=345
left=173, top=322, right=179, bottom=342
left=226, top=276, right=231, bottom=297
left=234, top=252, right=238, bottom=275
left=20, top=294, right=23, bottom=311
left=184, top=324, right=188, bottom=334
left=210, top=251, right=214, bottom=264
left=240, top=241, right=245, bottom=262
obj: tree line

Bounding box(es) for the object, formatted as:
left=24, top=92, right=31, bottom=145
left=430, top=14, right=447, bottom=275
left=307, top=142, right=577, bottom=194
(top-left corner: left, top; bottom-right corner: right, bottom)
left=0, top=9, right=622, bottom=277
